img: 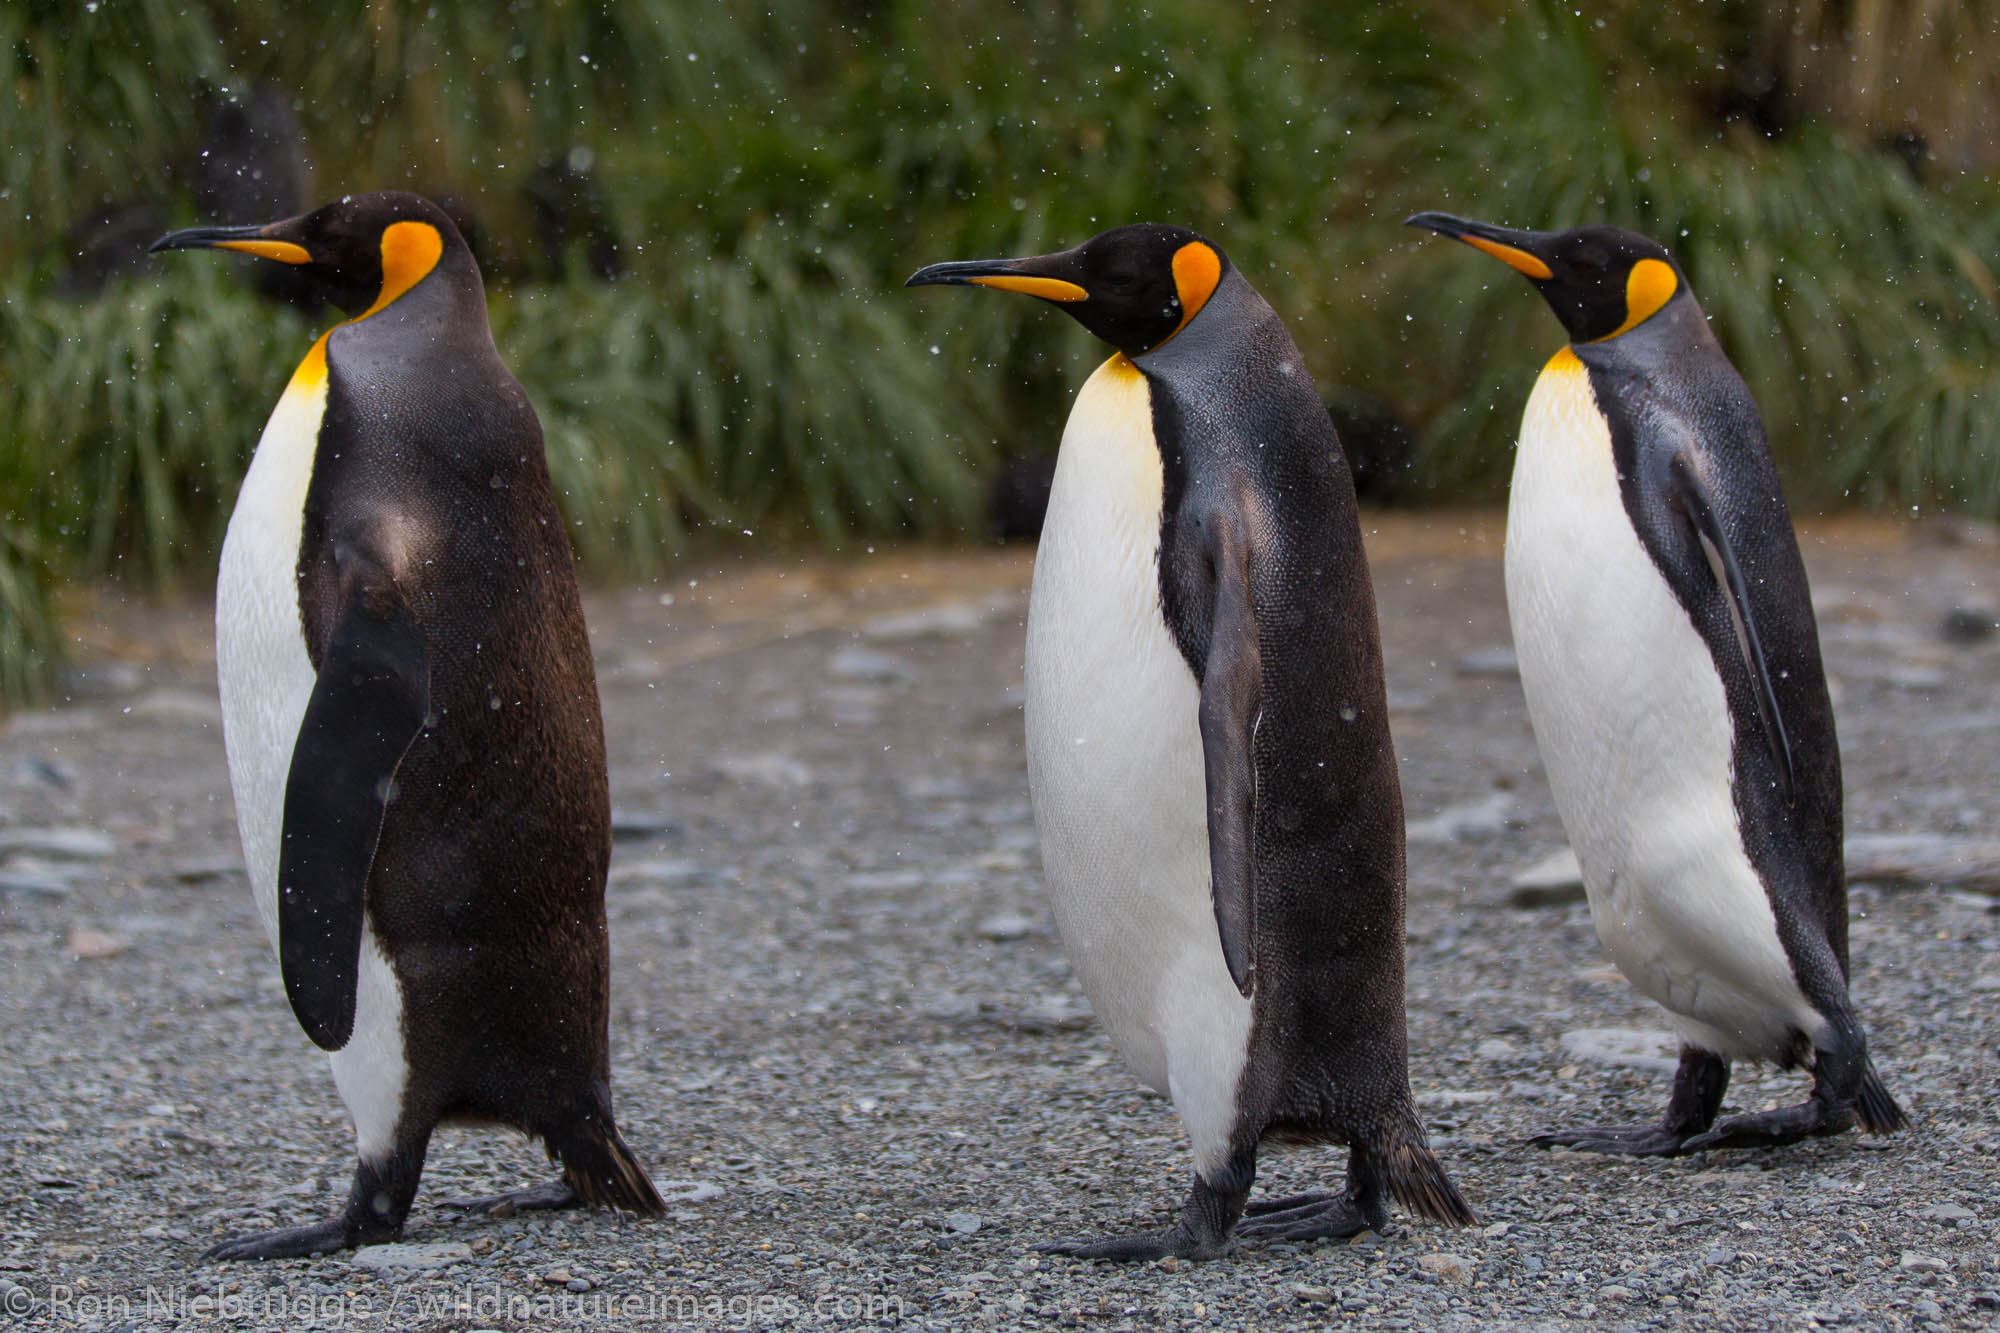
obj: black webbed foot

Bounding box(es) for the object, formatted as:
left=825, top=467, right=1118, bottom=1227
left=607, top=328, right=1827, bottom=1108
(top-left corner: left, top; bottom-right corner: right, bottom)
left=1529, top=1046, right=1729, bottom=1158
left=202, top=1217, right=378, bottom=1262
left=439, top=1180, right=581, bottom=1218
left=1681, top=1100, right=1853, bottom=1153
left=1234, top=1186, right=1384, bottom=1243
left=1037, top=1147, right=1254, bottom=1264
left=205, top=1133, right=428, bottom=1262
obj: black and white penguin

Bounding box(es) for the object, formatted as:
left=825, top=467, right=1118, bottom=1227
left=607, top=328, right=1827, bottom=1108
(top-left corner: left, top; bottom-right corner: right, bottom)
left=152, top=191, right=664, bottom=1258
left=1406, top=212, right=1906, bottom=1154
left=907, top=225, right=1472, bottom=1258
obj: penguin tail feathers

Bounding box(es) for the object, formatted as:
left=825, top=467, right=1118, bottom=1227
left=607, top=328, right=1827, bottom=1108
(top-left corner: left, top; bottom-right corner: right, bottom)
left=545, top=1085, right=667, bottom=1216
left=1854, top=1061, right=1907, bottom=1136
left=1366, top=1131, right=1476, bottom=1229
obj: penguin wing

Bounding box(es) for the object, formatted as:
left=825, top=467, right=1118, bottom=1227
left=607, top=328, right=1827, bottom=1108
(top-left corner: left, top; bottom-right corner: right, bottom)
left=1197, top=498, right=1261, bottom=997
left=278, top=544, right=431, bottom=1051
left=1668, top=450, right=1795, bottom=800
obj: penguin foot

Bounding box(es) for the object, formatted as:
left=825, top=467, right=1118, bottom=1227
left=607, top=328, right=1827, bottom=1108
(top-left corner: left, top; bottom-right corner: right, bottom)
left=1034, top=1223, right=1230, bottom=1263
left=1680, top=1101, right=1854, bottom=1154
left=1235, top=1190, right=1379, bottom=1244
left=202, top=1217, right=380, bottom=1262
left=1527, top=1124, right=1696, bottom=1156
left=439, top=1180, right=580, bottom=1218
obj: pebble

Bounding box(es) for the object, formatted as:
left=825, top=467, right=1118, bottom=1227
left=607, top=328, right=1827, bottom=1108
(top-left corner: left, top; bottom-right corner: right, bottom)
left=1454, top=648, right=1519, bottom=678
left=0, top=872, right=70, bottom=900
left=66, top=929, right=128, bottom=959
left=1416, top=1252, right=1473, bottom=1284
left=1941, top=606, right=1998, bottom=643
left=826, top=646, right=914, bottom=684
left=976, top=913, right=1034, bottom=941
left=655, top=1180, right=723, bottom=1204
left=1407, top=791, right=1521, bottom=844
left=709, top=752, right=813, bottom=787
left=350, top=1242, right=473, bottom=1273
left=1917, top=1202, right=1976, bottom=1226
left=945, top=1213, right=983, bottom=1235
left=0, top=827, right=116, bottom=859
left=1475, top=1038, right=1518, bottom=1061
left=1508, top=848, right=1586, bottom=906
left=609, top=809, right=683, bottom=842
left=1559, top=1027, right=1679, bottom=1074
left=1844, top=833, right=2000, bottom=894
left=1900, top=1251, right=1949, bottom=1273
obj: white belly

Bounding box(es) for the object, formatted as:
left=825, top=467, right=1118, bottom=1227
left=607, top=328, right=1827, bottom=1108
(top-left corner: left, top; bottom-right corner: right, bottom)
left=1025, top=355, right=1251, bottom=1171
left=216, top=354, right=407, bottom=1157
left=1505, top=349, right=1824, bottom=1061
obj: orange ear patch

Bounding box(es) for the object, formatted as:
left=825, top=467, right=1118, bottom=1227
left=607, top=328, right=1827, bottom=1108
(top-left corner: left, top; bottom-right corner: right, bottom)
left=1168, top=241, right=1222, bottom=339
left=1596, top=258, right=1679, bottom=340
left=357, top=221, right=445, bottom=321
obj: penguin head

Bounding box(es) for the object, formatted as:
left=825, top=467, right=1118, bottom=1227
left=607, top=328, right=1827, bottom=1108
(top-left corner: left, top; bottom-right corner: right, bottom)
left=1404, top=212, right=1685, bottom=344
left=905, top=223, right=1229, bottom=357
left=152, top=190, right=464, bottom=317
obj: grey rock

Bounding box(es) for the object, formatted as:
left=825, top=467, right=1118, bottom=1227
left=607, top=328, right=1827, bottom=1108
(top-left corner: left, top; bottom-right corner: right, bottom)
left=0, top=872, right=70, bottom=900
left=1455, top=648, right=1519, bottom=678
left=656, top=1180, right=723, bottom=1204
left=826, top=646, right=914, bottom=684
left=0, top=827, right=116, bottom=860
left=609, top=809, right=683, bottom=842
left=1900, top=1251, right=1949, bottom=1273
left=711, top=752, right=813, bottom=788
left=1942, top=606, right=1998, bottom=644
left=1845, top=833, right=2000, bottom=894
left=944, top=1212, right=983, bottom=1235
left=976, top=913, right=1034, bottom=941
left=1560, top=1027, right=1679, bottom=1074
left=1917, top=1202, right=1977, bottom=1225
left=1407, top=791, right=1522, bottom=844
left=350, top=1241, right=473, bottom=1272
left=1509, top=848, right=1587, bottom=906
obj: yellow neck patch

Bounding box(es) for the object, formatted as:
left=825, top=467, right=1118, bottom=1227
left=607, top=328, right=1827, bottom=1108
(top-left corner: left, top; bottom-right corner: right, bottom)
left=968, top=274, right=1088, bottom=302
left=1595, top=258, right=1678, bottom=341
left=1543, top=345, right=1584, bottom=375
left=283, top=220, right=445, bottom=395
left=1462, top=234, right=1553, bottom=281
left=1164, top=241, right=1222, bottom=343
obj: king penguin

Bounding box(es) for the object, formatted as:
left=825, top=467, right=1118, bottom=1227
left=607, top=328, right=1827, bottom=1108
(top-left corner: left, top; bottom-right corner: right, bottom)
left=1406, top=212, right=1906, bottom=1155
left=906, top=225, right=1472, bottom=1258
left=152, top=191, right=665, bottom=1259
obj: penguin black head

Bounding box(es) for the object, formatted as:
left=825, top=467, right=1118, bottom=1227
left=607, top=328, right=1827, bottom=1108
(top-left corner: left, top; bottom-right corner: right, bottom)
left=905, top=223, right=1229, bottom=357
left=152, top=190, right=466, bottom=317
left=1405, top=212, right=1685, bottom=344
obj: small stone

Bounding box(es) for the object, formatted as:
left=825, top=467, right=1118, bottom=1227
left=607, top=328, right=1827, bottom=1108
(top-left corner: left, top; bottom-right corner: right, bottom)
left=975, top=913, right=1033, bottom=942
left=1704, top=1247, right=1737, bottom=1267
left=1845, top=833, right=2000, bottom=894
left=1900, top=1251, right=1948, bottom=1273
left=827, top=646, right=914, bottom=684
left=1598, top=1284, right=1636, bottom=1300
left=1407, top=792, right=1520, bottom=844
left=1482, top=1222, right=1512, bottom=1239
left=0, top=827, right=116, bottom=859
left=862, top=602, right=994, bottom=641
left=1941, top=606, right=1998, bottom=643
left=1455, top=649, right=1519, bottom=678
left=1912, top=1300, right=1943, bottom=1319
left=1560, top=1027, right=1679, bottom=1074
left=1918, top=1202, right=1977, bottom=1226
left=542, top=1268, right=573, bottom=1285
left=1509, top=848, right=1586, bottom=907
left=609, top=809, right=683, bottom=842
left=711, top=753, right=813, bottom=788
left=1292, top=1283, right=1334, bottom=1303
left=1416, top=1089, right=1499, bottom=1108
left=350, top=1241, right=472, bottom=1272
left=0, top=873, right=70, bottom=900
left=566, top=1278, right=592, bottom=1293
left=67, top=929, right=128, bottom=959
left=945, top=1212, right=982, bottom=1235
left=1476, top=1038, right=1518, bottom=1061
left=656, top=1180, right=723, bottom=1204
left=1417, top=1252, right=1473, bottom=1284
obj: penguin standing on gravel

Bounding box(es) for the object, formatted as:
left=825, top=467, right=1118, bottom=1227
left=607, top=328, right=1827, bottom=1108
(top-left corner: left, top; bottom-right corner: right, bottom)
left=907, top=225, right=1472, bottom=1258
left=153, top=191, right=664, bottom=1259
left=1406, top=212, right=1905, bottom=1154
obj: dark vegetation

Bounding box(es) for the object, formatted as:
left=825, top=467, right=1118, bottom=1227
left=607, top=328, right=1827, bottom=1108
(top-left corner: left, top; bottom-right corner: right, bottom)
left=1, top=0, right=1994, bottom=700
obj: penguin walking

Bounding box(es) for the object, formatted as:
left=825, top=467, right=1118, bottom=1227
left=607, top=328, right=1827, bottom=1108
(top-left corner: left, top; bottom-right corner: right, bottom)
left=907, top=226, right=1472, bottom=1258
left=152, top=191, right=664, bottom=1259
left=1406, top=212, right=1906, bottom=1154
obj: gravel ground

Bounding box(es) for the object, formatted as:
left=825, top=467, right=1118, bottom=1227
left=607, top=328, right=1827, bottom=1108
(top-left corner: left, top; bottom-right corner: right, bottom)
left=1, top=512, right=1995, bottom=1332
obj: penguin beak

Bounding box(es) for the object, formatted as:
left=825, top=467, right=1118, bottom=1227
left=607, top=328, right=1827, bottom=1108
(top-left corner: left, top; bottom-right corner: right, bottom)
left=150, top=222, right=313, bottom=266
left=1404, top=212, right=1555, bottom=282
left=904, top=256, right=1088, bottom=303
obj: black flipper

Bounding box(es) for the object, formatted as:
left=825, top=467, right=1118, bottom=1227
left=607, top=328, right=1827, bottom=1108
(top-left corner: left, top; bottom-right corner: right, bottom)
left=1672, top=452, right=1794, bottom=801
left=1197, top=501, right=1261, bottom=997
left=278, top=545, right=430, bottom=1051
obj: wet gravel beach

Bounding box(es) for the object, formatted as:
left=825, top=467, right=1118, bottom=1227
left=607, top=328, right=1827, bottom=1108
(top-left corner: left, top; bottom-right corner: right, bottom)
left=2, top=512, right=1996, bottom=1331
